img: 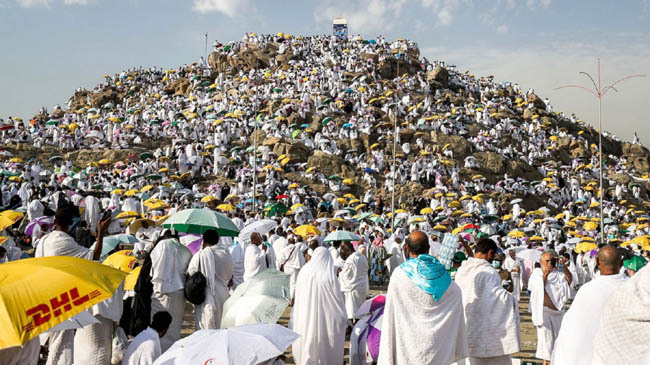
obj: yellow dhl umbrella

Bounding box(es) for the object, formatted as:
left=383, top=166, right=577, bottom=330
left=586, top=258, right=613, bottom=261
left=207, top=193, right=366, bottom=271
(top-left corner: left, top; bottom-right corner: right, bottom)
left=111, top=189, right=125, bottom=195
left=0, top=237, right=8, bottom=245
left=355, top=204, right=367, bottom=211
left=434, top=225, right=447, bottom=231
left=472, top=174, right=484, bottom=181
left=201, top=195, right=217, bottom=203
left=288, top=183, right=300, bottom=189
left=633, top=235, right=650, bottom=245
left=395, top=209, right=407, bottom=214
left=123, top=266, right=141, bottom=291
left=144, top=199, right=168, bottom=211
left=115, top=211, right=140, bottom=219
left=448, top=201, right=461, bottom=209
left=529, top=236, right=544, bottom=242
left=98, top=159, right=112, bottom=165
left=452, top=227, right=464, bottom=235
left=349, top=199, right=361, bottom=205
left=420, top=207, right=434, bottom=215
left=336, top=198, right=347, bottom=204
left=103, top=250, right=136, bottom=273
left=344, top=194, right=356, bottom=199
left=450, top=210, right=464, bottom=217
left=342, top=179, right=354, bottom=185
left=141, top=185, right=154, bottom=192
left=216, top=204, right=235, bottom=212
left=508, top=230, right=526, bottom=238
left=295, top=225, right=320, bottom=237
left=461, top=213, right=473, bottom=218
left=0, top=211, right=24, bottom=231
left=128, top=218, right=156, bottom=235
left=502, top=214, right=513, bottom=220
left=583, top=221, right=599, bottom=231
left=589, top=201, right=600, bottom=208
left=460, top=195, right=471, bottom=201
left=0, top=256, right=126, bottom=349
left=159, top=167, right=170, bottom=173
left=8, top=176, right=22, bottom=182
left=225, top=195, right=239, bottom=201
left=8, top=158, right=23, bottom=163
left=305, top=167, right=316, bottom=174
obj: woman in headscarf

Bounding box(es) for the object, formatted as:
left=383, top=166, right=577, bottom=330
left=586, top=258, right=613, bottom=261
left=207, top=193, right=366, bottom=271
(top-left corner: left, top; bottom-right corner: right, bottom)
left=290, top=247, right=347, bottom=364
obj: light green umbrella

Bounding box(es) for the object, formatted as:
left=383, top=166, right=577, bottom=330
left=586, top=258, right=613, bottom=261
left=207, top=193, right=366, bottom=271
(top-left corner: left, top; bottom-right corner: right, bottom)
left=323, top=230, right=361, bottom=242
left=163, top=208, right=240, bottom=236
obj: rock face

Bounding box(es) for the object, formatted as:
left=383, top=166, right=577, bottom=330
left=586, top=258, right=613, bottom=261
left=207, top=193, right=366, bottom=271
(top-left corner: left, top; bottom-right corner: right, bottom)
left=623, top=143, right=650, bottom=172
left=273, top=140, right=311, bottom=163
left=427, top=66, right=449, bottom=86
left=527, top=93, right=547, bottom=110
left=163, top=78, right=191, bottom=97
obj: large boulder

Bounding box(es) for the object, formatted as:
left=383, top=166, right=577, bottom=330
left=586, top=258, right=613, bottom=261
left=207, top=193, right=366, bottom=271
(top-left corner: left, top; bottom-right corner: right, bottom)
left=430, top=131, right=472, bottom=159
left=427, top=66, right=449, bottom=86
left=307, top=151, right=355, bottom=177
left=163, top=78, right=191, bottom=97
left=474, top=152, right=506, bottom=175
left=527, top=93, right=547, bottom=110
left=272, top=140, right=311, bottom=163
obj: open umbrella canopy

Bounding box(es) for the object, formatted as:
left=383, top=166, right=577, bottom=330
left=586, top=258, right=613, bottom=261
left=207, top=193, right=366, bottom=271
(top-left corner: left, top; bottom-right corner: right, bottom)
left=221, top=269, right=290, bottom=329
left=323, top=230, right=361, bottom=242
left=294, top=225, right=320, bottom=237
left=163, top=208, right=240, bottom=236
left=102, top=250, right=137, bottom=272
left=92, top=234, right=138, bottom=258
left=237, top=219, right=278, bottom=246
left=0, top=211, right=24, bottom=231
left=0, top=256, right=126, bottom=349
left=624, top=255, right=647, bottom=271
left=154, top=323, right=298, bottom=365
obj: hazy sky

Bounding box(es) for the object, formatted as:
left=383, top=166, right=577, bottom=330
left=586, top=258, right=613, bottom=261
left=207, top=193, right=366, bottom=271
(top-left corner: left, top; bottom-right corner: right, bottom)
left=1, top=0, right=649, bottom=144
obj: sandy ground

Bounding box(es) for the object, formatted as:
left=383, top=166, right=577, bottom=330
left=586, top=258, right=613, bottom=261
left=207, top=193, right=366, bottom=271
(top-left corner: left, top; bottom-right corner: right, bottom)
left=180, top=287, right=544, bottom=364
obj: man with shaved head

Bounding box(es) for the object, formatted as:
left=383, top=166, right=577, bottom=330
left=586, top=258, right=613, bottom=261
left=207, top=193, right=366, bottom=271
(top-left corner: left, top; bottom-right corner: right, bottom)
left=528, top=251, right=571, bottom=365
left=552, top=245, right=627, bottom=365
left=378, top=231, right=468, bottom=364
left=243, top=231, right=269, bottom=282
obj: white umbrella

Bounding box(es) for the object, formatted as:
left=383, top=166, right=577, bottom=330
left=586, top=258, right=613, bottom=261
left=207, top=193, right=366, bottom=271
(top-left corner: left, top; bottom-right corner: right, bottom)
left=293, top=206, right=309, bottom=214
left=221, top=269, right=289, bottom=328
left=480, top=225, right=496, bottom=235
left=510, top=198, right=522, bottom=205
left=237, top=219, right=278, bottom=246
left=516, top=249, right=543, bottom=262
left=154, top=324, right=298, bottom=365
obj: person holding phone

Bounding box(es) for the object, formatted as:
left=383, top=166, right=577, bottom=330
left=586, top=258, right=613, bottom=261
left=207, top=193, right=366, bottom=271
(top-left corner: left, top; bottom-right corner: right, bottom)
left=528, top=251, right=571, bottom=365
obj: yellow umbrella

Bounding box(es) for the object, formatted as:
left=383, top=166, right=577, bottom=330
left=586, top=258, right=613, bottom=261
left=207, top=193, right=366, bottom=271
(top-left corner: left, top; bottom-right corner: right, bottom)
left=294, top=225, right=320, bottom=237
left=448, top=201, right=461, bottom=209
left=575, top=242, right=598, bottom=253
left=395, top=209, right=407, bottom=214
left=115, top=211, right=140, bottom=219
left=8, top=158, right=23, bottom=163
left=633, top=235, right=650, bottom=245
left=111, top=189, right=125, bottom=195
left=124, top=189, right=140, bottom=197
left=141, top=185, right=154, bottom=192
left=508, top=230, right=526, bottom=239
left=291, top=203, right=304, bottom=210
left=336, top=198, right=346, bottom=204
left=583, top=221, right=598, bottom=231
left=0, top=211, right=24, bottom=231
left=143, top=199, right=169, bottom=211
left=355, top=204, right=367, bottom=211
left=420, top=207, right=434, bottom=214
left=349, top=199, right=361, bottom=205
left=158, top=167, right=170, bottom=173
left=434, top=225, right=447, bottom=231
left=201, top=195, right=217, bottom=203
left=123, top=266, right=142, bottom=291
left=452, top=227, right=464, bottom=235
left=98, top=159, right=112, bottom=165
left=288, top=183, right=300, bottom=189
left=128, top=218, right=156, bottom=235
left=342, top=179, right=354, bottom=185
left=103, top=250, right=136, bottom=272
left=0, top=256, right=126, bottom=349
left=216, top=204, right=235, bottom=212
left=344, top=194, right=356, bottom=199
left=529, top=236, right=544, bottom=242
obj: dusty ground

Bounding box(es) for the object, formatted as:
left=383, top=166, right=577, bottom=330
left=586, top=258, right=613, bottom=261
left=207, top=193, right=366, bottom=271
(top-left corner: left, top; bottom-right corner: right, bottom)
left=180, top=287, right=544, bottom=364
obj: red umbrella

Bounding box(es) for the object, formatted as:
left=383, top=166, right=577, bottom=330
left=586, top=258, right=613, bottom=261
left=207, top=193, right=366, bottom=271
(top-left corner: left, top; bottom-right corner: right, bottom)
left=0, top=124, right=14, bottom=131
left=276, top=194, right=289, bottom=199
left=463, top=223, right=479, bottom=230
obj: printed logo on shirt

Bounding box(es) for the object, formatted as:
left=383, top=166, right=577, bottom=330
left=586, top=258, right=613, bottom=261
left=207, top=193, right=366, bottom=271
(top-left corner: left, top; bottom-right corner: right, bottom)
left=22, top=287, right=102, bottom=333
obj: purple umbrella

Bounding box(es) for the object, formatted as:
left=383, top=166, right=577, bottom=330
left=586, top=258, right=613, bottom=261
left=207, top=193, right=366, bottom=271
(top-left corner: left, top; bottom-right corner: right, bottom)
left=180, top=233, right=202, bottom=255
left=25, top=216, right=54, bottom=236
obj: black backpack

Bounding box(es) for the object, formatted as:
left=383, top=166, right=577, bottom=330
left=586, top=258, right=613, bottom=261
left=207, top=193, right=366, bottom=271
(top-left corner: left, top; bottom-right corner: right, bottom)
left=184, top=260, right=206, bottom=305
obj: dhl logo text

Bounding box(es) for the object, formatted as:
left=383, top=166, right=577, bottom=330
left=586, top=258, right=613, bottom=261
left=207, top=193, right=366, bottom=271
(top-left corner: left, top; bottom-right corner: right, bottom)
left=22, top=287, right=101, bottom=333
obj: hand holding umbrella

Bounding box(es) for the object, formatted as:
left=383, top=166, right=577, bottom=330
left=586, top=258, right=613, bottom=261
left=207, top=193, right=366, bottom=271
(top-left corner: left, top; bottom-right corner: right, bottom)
left=93, top=216, right=111, bottom=261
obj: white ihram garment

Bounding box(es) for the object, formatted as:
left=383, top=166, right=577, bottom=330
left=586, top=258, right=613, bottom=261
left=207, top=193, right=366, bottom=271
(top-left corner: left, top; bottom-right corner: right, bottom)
left=187, top=245, right=232, bottom=330
left=339, top=252, right=369, bottom=320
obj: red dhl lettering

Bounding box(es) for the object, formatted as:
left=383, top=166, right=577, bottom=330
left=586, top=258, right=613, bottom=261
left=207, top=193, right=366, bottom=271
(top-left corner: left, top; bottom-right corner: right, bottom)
left=22, top=288, right=101, bottom=333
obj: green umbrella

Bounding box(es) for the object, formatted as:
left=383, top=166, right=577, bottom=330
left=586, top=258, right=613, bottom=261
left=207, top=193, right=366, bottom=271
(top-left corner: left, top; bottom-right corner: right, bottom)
left=140, top=152, right=154, bottom=160
left=328, top=174, right=340, bottom=180
left=358, top=212, right=374, bottom=220
left=147, top=174, right=162, bottom=180
left=163, top=208, right=240, bottom=236
left=129, top=174, right=144, bottom=181
left=2, top=171, right=21, bottom=177
left=624, top=256, right=647, bottom=271
left=323, top=230, right=361, bottom=242
left=272, top=88, right=283, bottom=93
left=323, top=98, right=333, bottom=105
left=267, top=203, right=287, bottom=217
left=368, top=215, right=384, bottom=224
left=45, top=120, right=59, bottom=126
left=322, top=117, right=333, bottom=125
left=291, top=130, right=301, bottom=138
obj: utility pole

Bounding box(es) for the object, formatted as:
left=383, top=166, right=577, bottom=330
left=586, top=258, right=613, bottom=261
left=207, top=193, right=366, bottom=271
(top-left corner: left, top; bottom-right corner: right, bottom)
left=556, top=59, right=645, bottom=244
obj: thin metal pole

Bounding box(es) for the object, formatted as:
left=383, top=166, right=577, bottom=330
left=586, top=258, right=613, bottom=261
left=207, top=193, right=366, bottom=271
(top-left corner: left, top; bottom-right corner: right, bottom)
left=391, top=108, right=397, bottom=232
left=253, top=102, right=258, bottom=216
left=598, top=58, right=604, bottom=244
left=204, top=33, right=208, bottom=66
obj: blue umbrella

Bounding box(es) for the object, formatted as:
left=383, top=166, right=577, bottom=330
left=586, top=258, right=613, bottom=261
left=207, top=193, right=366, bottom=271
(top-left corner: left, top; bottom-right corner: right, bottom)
left=324, top=230, right=362, bottom=242
left=93, top=234, right=138, bottom=257
left=363, top=168, right=377, bottom=173
left=342, top=123, right=353, bottom=128
left=300, top=124, right=310, bottom=128
left=344, top=88, right=354, bottom=93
